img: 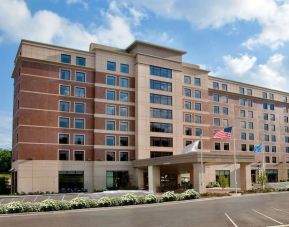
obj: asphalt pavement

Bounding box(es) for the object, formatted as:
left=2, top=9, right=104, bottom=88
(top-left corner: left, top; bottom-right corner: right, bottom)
left=1, top=192, right=289, bottom=227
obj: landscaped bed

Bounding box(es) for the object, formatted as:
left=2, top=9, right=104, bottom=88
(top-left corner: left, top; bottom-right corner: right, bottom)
left=0, top=189, right=200, bottom=214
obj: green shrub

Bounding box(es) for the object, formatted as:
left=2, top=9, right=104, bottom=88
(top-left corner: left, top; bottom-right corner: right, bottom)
left=6, top=201, right=24, bottom=213
left=120, top=193, right=138, bottom=205
left=161, top=191, right=176, bottom=202
left=110, top=197, right=122, bottom=206
left=0, top=205, right=7, bottom=214
left=206, top=182, right=221, bottom=188
left=217, top=176, right=229, bottom=188
left=144, top=194, right=158, bottom=204
left=39, top=199, right=59, bottom=211
left=22, top=202, right=40, bottom=212
left=175, top=194, right=185, bottom=201
left=97, top=197, right=112, bottom=207
left=55, top=200, right=71, bottom=210
left=181, top=189, right=200, bottom=200
left=70, top=197, right=89, bottom=209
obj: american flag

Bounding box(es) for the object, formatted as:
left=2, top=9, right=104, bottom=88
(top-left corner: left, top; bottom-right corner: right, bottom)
left=213, top=127, right=232, bottom=139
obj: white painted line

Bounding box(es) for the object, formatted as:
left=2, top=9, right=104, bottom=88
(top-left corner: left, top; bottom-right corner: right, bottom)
left=273, top=208, right=289, bottom=214
left=266, top=224, right=289, bottom=227
left=61, top=195, right=65, bottom=201
left=225, top=212, right=238, bottom=227
left=22, top=197, right=25, bottom=202
left=33, top=196, right=38, bottom=202
left=253, top=209, right=283, bottom=225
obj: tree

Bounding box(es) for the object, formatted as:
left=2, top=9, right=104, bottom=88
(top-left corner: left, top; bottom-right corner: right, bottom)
left=217, top=175, right=229, bottom=188
left=257, top=171, right=267, bottom=189
left=0, top=149, right=12, bottom=173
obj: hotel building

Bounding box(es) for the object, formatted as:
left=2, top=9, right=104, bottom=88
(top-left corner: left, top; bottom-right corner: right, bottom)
left=11, top=40, right=289, bottom=193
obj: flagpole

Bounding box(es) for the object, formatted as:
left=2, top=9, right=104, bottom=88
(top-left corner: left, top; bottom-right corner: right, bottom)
left=233, top=132, right=237, bottom=195
left=200, top=133, right=204, bottom=192
left=262, top=147, right=265, bottom=189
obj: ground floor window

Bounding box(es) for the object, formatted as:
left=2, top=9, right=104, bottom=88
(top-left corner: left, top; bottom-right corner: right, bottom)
left=59, top=171, right=84, bottom=193
left=216, top=170, right=230, bottom=187
left=266, top=169, right=278, bottom=182
left=106, top=171, right=129, bottom=190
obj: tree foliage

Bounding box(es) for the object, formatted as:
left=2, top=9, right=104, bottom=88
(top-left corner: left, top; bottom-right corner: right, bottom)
left=0, top=149, right=12, bottom=173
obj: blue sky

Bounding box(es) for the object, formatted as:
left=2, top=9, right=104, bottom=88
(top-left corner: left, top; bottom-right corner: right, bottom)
left=1, top=0, right=289, bottom=148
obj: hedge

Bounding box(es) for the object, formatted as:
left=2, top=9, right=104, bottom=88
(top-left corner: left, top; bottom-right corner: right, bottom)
left=0, top=189, right=200, bottom=214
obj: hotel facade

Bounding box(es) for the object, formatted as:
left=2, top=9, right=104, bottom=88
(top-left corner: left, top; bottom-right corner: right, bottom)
left=11, top=40, right=289, bottom=193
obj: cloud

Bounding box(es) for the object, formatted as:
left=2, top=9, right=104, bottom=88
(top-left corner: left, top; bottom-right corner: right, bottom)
left=223, top=54, right=256, bottom=75
left=0, top=112, right=12, bottom=149
left=65, top=0, right=88, bottom=9
left=0, top=0, right=136, bottom=50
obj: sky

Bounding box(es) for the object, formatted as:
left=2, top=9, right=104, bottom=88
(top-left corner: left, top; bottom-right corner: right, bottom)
left=1, top=0, right=289, bottom=148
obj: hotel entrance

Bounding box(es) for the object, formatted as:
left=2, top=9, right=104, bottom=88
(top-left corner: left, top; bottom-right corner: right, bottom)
left=59, top=171, right=84, bottom=193
left=106, top=171, right=129, bottom=190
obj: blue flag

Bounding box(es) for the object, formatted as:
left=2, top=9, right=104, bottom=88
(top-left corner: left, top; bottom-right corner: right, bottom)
left=253, top=144, right=262, bottom=153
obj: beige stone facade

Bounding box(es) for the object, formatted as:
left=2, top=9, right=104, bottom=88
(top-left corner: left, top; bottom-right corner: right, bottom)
left=11, top=39, right=289, bottom=193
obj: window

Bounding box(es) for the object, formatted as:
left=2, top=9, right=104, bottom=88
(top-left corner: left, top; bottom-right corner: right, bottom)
left=195, top=115, right=202, bottom=124
left=75, top=119, right=84, bottom=129
left=120, top=92, right=129, bottom=102
left=222, top=84, right=227, bottom=91
left=264, top=124, right=269, bottom=131
left=75, top=87, right=85, bottom=97
left=286, top=136, right=289, bottom=143
left=215, top=143, right=221, bottom=150
left=270, top=103, right=275, bottom=110
left=60, top=85, right=70, bottom=96
left=223, top=107, right=228, bottom=115
left=247, top=100, right=253, bottom=107
left=269, top=93, right=274, bottom=100
left=240, top=121, right=246, bottom=129
left=59, top=117, right=69, bottom=128
left=150, top=80, right=172, bottom=92
left=264, top=135, right=269, bottom=141
left=184, top=101, right=192, bottom=110
left=241, top=144, right=247, bottom=151
left=240, top=110, right=245, bottom=117
left=239, top=87, right=245, bottom=94
left=213, top=82, right=219, bottom=89
left=120, top=151, right=129, bottom=161
left=213, top=94, right=219, bottom=102
left=283, top=96, right=288, bottom=103
left=195, top=90, right=201, bottom=98
left=120, top=136, right=128, bottom=146
left=185, top=127, right=192, bottom=136
left=222, top=96, right=228, bottom=103
left=106, top=136, right=115, bottom=146
left=59, top=134, right=69, bottom=144
left=150, top=122, right=173, bottom=133
left=61, top=54, right=71, bottom=64
left=194, top=77, right=201, bottom=86
left=222, top=119, right=229, bottom=127
left=248, top=111, right=253, bottom=118
left=184, top=114, right=192, bottom=122
left=150, top=94, right=172, bottom=105
left=75, top=103, right=85, bottom=113
left=285, top=126, right=289, bottom=133
left=120, top=78, right=129, bottom=88
left=150, top=65, right=172, bottom=78
left=214, top=118, right=220, bottom=126
left=120, top=121, right=129, bottom=131
left=59, top=101, right=69, bottom=112
left=285, top=116, right=289, bottom=123
left=248, top=122, right=253, bottom=129
left=150, top=137, right=173, bottom=147
left=59, top=150, right=69, bottom=160
left=249, top=145, right=254, bottom=152
left=120, top=64, right=129, bottom=73
left=106, top=121, right=115, bottom=130
left=107, top=61, right=116, bottom=71
left=76, top=57, right=86, bottom=66
left=106, top=151, right=116, bottom=161
left=106, top=76, right=116, bottom=85
left=74, top=151, right=84, bottom=161
left=60, top=69, right=70, bottom=80
left=241, top=132, right=246, bottom=140
left=247, top=89, right=252, bottom=96
left=240, top=98, right=246, bottom=106
left=184, top=75, right=191, bottom=84
left=264, top=113, right=268, bottom=120
left=271, top=125, right=275, bottom=131
left=195, top=128, right=202, bottom=136
left=286, top=147, right=289, bottom=153
left=284, top=107, right=288, bottom=113
left=195, top=103, right=202, bottom=111
left=106, top=105, right=116, bottom=115
left=270, top=114, right=275, bottom=121
left=265, top=145, right=269, bottom=152
left=272, top=157, right=277, bottom=163
left=74, top=135, right=84, bottom=145
left=263, top=103, right=268, bottom=109
left=262, top=92, right=267, bottom=99
left=106, top=90, right=115, bottom=100
left=249, top=133, right=254, bottom=140
left=184, top=88, right=191, bottom=97
left=151, top=108, right=172, bottom=119
left=271, top=135, right=276, bottom=142
left=272, top=146, right=276, bottom=153
left=76, top=72, right=85, bottom=82
left=224, top=143, right=229, bottom=150
left=214, top=106, right=219, bottom=114
left=120, top=107, right=128, bottom=116
left=265, top=156, right=270, bottom=163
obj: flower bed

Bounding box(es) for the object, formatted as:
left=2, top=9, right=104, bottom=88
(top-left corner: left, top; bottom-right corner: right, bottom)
left=0, top=189, right=200, bottom=214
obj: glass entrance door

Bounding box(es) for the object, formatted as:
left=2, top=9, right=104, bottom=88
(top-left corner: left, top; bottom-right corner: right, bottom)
left=106, top=171, right=129, bottom=190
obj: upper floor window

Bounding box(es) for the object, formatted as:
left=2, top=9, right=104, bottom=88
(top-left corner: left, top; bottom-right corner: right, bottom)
left=75, top=119, right=84, bottom=129
left=59, top=117, right=69, bottom=128
left=120, top=92, right=129, bottom=102
left=195, top=128, right=202, bottom=136
left=248, top=111, right=253, bottom=118
left=107, top=61, right=116, bottom=71
left=270, top=103, right=275, bottom=110
left=184, top=88, right=191, bottom=97
left=76, top=57, right=86, bottom=66
left=120, top=64, right=129, bottom=73
left=59, top=101, right=69, bottom=112
left=263, top=103, right=268, bottom=109
left=223, top=107, right=228, bottom=115
left=262, top=92, right=267, bottom=99
left=120, top=78, right=129, bottom=88
left=213, top=93, right=219, bottom=102
left=59, top=134, right=69, bottom=144
left=247, top=89, right=252, bottom=96
left=247, top=99, right=253, bottom=107
left=184, top=75, right=191, bottom=84
left=240, top=110, right=245, bottom=117
left=184, top=101, right=192, bottom=110
left=60, top=85, right=70, bottom=96
left=150, top=137, right=173, bottom=147
left=76, top=72, right=86, bottom=82
left=74, top=135, right=85, bottom=145
left=74, top=151, right=84, bottom=161
left=195, top=103, right=202, bottom=111
left=150, top=80, right=172, bottom=92
left=195, top=115, right=202, bottom=124
left=106, top=75, right=116, bottom=86
left=106, top=136, right=115, bottom=146
left=194, top=78, right=201, bottom=86
left=150, top=108, right=172, bottom=119
left=75, top=103, right=85, bottom=113
left=213, top=82, right=219, bottom=89
left=282, top=96, right=287, bottom=103
left=213, top=118, right=220, bottom=126
left=269, top=93, right=274, bottom=100
left=120, top=152, right=129, bottom=161
left=106, top=90, right=115, bottom=100
left=61, top=54, right=71, bottom=64
left=184, top=114, right=192, bottom=123
left=60, top=69, right=70, bottom=80
left=120, top=106, right=129, bottom=116
left=222, top=96, right=228, bottom=103
left=75, top=87, right=85, bottom=97
left=239, top=98, right=246, bottom=106
left=106, top=105, right=116, bottom=115
left=150, top=65, right=172, bottom=78
left=195, top=90, right=201, bottom=99
left=213, top=106, right=219, bottom=114
left=222, top=84, right=227, bottom=91
left=59, top=150, right=69, bottom=161
left=150, top=94, right=172, bottom=105
left=120, top=121, right=129, bottom=131
left=239, top=87, right=245, bottom=94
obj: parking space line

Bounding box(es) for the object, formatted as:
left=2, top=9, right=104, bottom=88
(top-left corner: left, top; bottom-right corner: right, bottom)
left=266, top=224, right=289, bottom=227
left=225, top=213, right=238, bottom=227
left=252, top=209, right=283, bottom=225
left=273, top=208, right=289, bottom=214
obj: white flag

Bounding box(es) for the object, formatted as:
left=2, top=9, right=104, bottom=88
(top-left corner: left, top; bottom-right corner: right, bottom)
left=182, top=140, right=200, bottom=154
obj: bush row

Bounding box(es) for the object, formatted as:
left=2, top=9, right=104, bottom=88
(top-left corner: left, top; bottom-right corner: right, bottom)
left=0, top=189, right=200, bottom=214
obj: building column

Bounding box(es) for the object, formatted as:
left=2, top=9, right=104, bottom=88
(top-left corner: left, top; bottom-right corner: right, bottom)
left=135, top=168, right=145, bottom=190
left=193, top=163, right=206, bottom=193
left=148, top=165, right=160, bottom=193
left=240, top=163, right=252, bottom=191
